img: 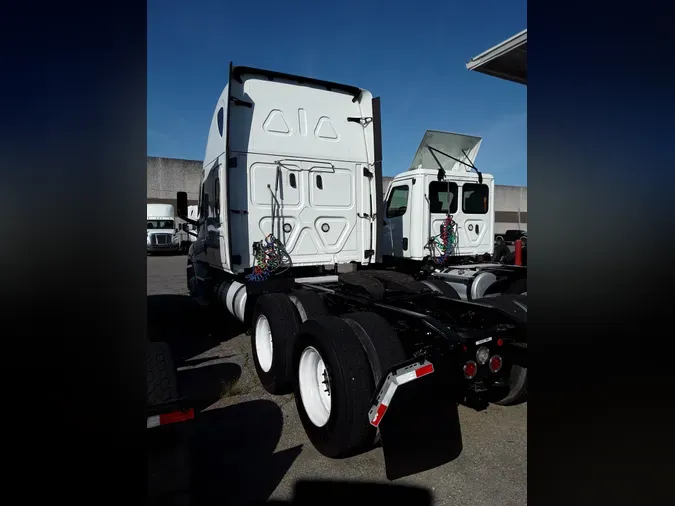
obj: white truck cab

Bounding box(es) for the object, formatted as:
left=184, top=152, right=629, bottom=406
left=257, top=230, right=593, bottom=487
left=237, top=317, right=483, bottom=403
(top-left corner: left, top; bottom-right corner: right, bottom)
left=383, top=130, right=494, bottom=263
left=188, top=64, right=380, bottom=276
left=147, top=203, right=179, bottom=254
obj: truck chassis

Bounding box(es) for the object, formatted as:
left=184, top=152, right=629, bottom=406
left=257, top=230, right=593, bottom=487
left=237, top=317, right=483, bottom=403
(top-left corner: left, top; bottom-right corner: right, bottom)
left=191, top=259, right=527, bottom=467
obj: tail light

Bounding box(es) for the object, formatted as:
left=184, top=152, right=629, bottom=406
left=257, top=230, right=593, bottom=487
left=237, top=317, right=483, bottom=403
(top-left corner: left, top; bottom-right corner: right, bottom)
left=463, top=360, right=478, bottom=379
left=489, top=355, right=503, bottom=373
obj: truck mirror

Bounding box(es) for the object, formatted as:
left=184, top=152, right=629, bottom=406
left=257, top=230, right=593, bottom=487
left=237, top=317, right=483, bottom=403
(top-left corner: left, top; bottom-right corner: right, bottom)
left=177, top=191, right=188, bottom=220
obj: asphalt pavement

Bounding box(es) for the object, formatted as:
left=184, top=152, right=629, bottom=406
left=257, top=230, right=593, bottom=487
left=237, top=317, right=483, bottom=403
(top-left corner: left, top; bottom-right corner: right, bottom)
left=147, top=254, right=527, bottom=506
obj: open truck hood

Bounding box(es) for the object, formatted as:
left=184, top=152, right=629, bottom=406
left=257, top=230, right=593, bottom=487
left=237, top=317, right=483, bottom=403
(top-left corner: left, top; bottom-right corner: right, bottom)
left=409, top=130, right=482, bottom=173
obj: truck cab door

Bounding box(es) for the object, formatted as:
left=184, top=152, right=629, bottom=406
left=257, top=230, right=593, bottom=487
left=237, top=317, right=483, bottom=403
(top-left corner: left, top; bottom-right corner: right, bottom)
left=382, top=182, right=412, bottom=258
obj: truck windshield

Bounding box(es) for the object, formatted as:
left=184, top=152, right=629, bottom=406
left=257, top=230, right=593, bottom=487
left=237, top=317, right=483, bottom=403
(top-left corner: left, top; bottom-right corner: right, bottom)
left=147, top=220, right=174, bottom=230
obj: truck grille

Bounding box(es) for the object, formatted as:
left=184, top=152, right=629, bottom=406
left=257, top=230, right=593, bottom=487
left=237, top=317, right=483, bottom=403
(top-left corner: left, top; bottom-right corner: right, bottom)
left=152, top=234, right=172, bottom=245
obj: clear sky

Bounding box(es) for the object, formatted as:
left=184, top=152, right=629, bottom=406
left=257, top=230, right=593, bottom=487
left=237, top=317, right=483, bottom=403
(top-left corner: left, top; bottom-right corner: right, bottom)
left=148, top=0, right=527, bottom=186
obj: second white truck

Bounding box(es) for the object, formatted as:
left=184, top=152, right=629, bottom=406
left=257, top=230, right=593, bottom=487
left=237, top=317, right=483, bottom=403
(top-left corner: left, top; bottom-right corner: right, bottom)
left=147, top=204, right=179, bottom=254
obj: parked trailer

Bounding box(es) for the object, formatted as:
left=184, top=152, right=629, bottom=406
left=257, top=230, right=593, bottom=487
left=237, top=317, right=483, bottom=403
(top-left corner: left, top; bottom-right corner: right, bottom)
left=176, top=64, right=527, bottom=470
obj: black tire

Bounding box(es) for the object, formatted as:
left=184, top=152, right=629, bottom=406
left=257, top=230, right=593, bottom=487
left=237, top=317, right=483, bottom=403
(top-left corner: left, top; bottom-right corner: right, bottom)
left=340, top=312, right=407, bottom=447
left=422, top=279, right=461, bottom=299
left=251, top=293, right=302, bottom=395
left=147, top=342, right=180, bottom=406
left=289, top=289, right=328, bottom=322
left=341, top=312, right=406, bottom=387
left=494, top=365, right=527, bottom=406
left=293, top=316, right=376, bottom=458
left=505, top=278, right=527, bottom=295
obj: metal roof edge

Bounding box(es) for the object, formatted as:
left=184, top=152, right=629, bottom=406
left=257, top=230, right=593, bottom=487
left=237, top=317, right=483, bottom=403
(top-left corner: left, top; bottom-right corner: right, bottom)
left=466, top=29, right=527, bottom=71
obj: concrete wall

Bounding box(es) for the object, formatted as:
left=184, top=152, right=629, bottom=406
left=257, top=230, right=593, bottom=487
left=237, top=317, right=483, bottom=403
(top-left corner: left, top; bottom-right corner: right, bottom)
left=147, top=156, right=202, bottom=207
left=493, top=185, right=527, bottom=234
left=147, top=157, right=526, bottom=233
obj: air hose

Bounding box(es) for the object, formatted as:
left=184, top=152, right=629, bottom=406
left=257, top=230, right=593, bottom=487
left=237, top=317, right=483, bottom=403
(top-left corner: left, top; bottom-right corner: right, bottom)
left=246, top=233, right=293, bottom=282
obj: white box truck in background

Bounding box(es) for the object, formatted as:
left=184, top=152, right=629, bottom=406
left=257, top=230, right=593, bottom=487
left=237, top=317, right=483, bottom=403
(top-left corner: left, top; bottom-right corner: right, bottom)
left=147, top=204, right=179, bottom=254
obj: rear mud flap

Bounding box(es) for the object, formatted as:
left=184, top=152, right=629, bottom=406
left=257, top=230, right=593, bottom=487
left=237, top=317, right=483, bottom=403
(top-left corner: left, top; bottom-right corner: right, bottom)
left=377, top=372, right=463, bottom=480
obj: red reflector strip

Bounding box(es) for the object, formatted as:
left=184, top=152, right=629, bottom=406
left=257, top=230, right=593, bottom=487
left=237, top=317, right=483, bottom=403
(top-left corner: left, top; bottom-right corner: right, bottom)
left=368, top=360, right=434, bottom=428
left=415, top=363, right=434, bottom=377
left=160, top=409, right=195, bottom=425
left=148, top=408, right=194, bottom=429
left=370, top=403, right=388, bottom=427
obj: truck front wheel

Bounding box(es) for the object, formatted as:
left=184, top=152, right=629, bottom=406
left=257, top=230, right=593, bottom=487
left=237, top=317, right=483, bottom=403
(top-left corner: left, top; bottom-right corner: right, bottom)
left=293, top=316, right=376, bottom=458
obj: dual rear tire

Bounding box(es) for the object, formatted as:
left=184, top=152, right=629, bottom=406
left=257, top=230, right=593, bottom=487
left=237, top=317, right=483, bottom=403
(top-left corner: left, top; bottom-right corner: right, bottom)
left=250, top=291, right=406, bottom=458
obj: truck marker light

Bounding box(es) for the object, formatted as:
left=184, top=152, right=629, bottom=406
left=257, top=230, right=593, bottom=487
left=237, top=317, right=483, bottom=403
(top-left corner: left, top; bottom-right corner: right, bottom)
left=476, top=346, right=490, bottom=365
left=463, top=361, right=478, bottom=379
left=475, top=336, right=492, bottom=345
left=368, top=360, right=434, bottom=427
left=489, top=355, right=503, bottom=373
left=497, top=338, right=504, bottom=347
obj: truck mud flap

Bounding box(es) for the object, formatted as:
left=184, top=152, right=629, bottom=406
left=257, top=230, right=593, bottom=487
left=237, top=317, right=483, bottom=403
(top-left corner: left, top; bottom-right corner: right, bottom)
left=368, top=359, right=463, bottom=480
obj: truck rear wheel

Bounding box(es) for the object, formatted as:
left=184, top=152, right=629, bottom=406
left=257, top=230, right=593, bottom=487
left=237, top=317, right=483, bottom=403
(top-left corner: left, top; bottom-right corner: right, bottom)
left=494, top=365, right=527, bottom=406
left=289, top=289, right=327, bottom=322
left=251, top=293, right=302, bottom=395
left=341, top=312, right=406, bottom=386
left=341, top=311, right=407, bottom=446
left=148, top=342, right=179, bottom=406
left=293, top=316, right=376, bottom=458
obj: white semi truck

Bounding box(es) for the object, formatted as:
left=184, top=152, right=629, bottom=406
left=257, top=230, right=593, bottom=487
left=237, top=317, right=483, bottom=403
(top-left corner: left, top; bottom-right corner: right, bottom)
left=147, top=204, right=179, bottom=254
left=176, top=64, right=527, bottom=475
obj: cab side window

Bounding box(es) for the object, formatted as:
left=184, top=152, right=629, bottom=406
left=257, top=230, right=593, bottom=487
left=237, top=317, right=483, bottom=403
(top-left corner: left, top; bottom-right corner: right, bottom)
left=386, top=185, right=410, bottom=218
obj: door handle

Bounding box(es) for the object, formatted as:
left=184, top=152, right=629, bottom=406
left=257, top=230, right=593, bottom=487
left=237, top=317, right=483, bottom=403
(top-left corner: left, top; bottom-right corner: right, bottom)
left=402, top=238, right=408, bottom=251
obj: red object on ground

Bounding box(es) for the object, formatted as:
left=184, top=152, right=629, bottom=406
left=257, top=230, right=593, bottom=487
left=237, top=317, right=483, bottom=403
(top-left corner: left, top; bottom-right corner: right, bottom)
left=514, top=240, right=523, bottom=266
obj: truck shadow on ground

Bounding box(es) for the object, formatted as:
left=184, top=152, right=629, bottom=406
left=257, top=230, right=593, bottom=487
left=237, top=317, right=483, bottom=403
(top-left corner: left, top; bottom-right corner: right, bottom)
left=177, top=362, right=243, bottom=412
left=147, top=294, right=246, bottom=366
left=256, top=480, right=433, bottom=506
left=149, top=399, right=303, bottom=506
